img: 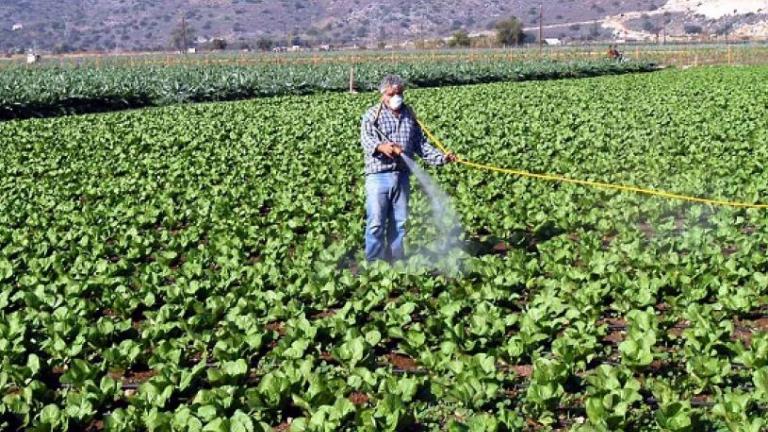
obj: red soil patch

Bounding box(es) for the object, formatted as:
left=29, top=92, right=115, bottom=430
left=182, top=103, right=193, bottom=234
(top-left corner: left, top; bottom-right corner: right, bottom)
left=319, top=351, right=335, bottom=362
left=85, top=420, right=104, bottom=432
left=692, top=394, right=713, bottom=404
left=387, top=353, right=419, bottom=371
left=273, top=422, right=290, bottom=432
left=313, top=309, right=338, bottom=319
left=492, top=241, right=509, bottom=254
left=603, top=331, right=625, bottom=344
left=598, top=317, right=627, bottom=327
left=509, top=364, right=533, bottom=378
left=752, top=318, right=768, bottom=331
left=349, top=392, right=370, bottom=405
left=266, top=321, right=286, bottom=336
left=105, top=369, right=158, bottom=388
left=732, top=328, right=753, bottom=345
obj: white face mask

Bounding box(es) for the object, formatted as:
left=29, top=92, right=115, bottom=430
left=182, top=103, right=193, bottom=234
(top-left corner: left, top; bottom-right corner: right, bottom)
left=388, top=94, right=404, bottom=110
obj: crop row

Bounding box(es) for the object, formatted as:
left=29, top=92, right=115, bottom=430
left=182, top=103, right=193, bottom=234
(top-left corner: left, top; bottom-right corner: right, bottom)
left=0, top=59, right=656, bottom=120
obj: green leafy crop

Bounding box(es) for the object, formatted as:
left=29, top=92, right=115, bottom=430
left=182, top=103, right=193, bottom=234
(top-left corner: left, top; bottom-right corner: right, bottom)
left=2, top=66, right=768, bottom=430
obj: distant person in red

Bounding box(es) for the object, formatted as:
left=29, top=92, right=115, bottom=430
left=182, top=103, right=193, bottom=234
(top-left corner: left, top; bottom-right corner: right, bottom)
left=608, top=45, right=624, bottom=61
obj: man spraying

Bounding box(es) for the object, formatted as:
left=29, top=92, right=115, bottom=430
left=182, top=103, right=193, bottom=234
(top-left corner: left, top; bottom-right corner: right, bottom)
left=360, top=75, right=457, bottom=262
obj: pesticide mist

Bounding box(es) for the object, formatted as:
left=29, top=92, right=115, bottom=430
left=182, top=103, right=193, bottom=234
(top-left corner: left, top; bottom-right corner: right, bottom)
left=401, top=155, right=466, bottom=272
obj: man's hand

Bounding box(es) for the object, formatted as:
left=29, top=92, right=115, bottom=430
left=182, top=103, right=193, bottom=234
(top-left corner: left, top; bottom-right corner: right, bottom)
left=444, top=153, right=458, bottom=163
left=376, top=142, right=403, bottom=159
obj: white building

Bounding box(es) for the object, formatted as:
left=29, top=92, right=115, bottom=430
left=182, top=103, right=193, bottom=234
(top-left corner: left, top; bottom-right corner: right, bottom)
left=12, top=23, right=23, bottom=31
left=544, top=38, right=562, bottom=46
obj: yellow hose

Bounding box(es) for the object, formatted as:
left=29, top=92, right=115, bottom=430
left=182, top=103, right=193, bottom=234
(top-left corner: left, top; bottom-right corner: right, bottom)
left=416, top=119, right=768, bottom=209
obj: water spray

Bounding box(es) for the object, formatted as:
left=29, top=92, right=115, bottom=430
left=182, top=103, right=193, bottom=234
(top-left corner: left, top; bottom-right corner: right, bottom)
left=400, top=154, right=464, bottom=260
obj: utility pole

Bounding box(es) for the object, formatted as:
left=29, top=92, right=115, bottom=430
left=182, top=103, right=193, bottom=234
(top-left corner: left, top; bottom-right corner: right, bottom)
left=64, top=15, right=70, bottom=41
left=181, top=16, right=188, bottom=52
left=538, top=4, right=543, bottom=54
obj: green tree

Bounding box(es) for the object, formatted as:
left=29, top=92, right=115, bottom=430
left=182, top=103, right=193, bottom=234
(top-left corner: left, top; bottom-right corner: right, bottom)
left=52, top=42, right=75, bottom=54
left=684, top=24, right=703, bottom=34
left=210, top=38, right=227, bottom=50
left=494, top=17, right=524, bottom=46
left=449, top=30, right=471, bottom=48
left=256, top=37, right=274, bottom=51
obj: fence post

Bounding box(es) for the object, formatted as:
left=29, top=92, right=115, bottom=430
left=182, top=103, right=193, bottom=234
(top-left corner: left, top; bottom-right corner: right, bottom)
left=728, top=46, right=733, bottom=65
left=349, top=66, right=355, bottom=93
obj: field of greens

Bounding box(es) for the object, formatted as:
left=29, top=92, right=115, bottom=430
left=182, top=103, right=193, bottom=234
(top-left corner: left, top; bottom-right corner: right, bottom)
left=2, top=66, right=768, bottom=431
left=0, top=59, right=655, bottom=120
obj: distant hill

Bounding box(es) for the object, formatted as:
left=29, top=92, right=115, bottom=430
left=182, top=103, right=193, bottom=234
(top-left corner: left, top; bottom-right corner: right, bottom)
left=0, top=0, right=766, bottom=53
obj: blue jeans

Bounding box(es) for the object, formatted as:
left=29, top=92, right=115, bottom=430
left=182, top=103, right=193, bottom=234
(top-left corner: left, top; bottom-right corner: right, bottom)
left=365, top=172, right=410, bottom=262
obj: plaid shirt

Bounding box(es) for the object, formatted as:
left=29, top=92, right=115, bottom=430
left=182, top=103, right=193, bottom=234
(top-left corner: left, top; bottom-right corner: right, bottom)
left=360, top=103, right=447, bottom=175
